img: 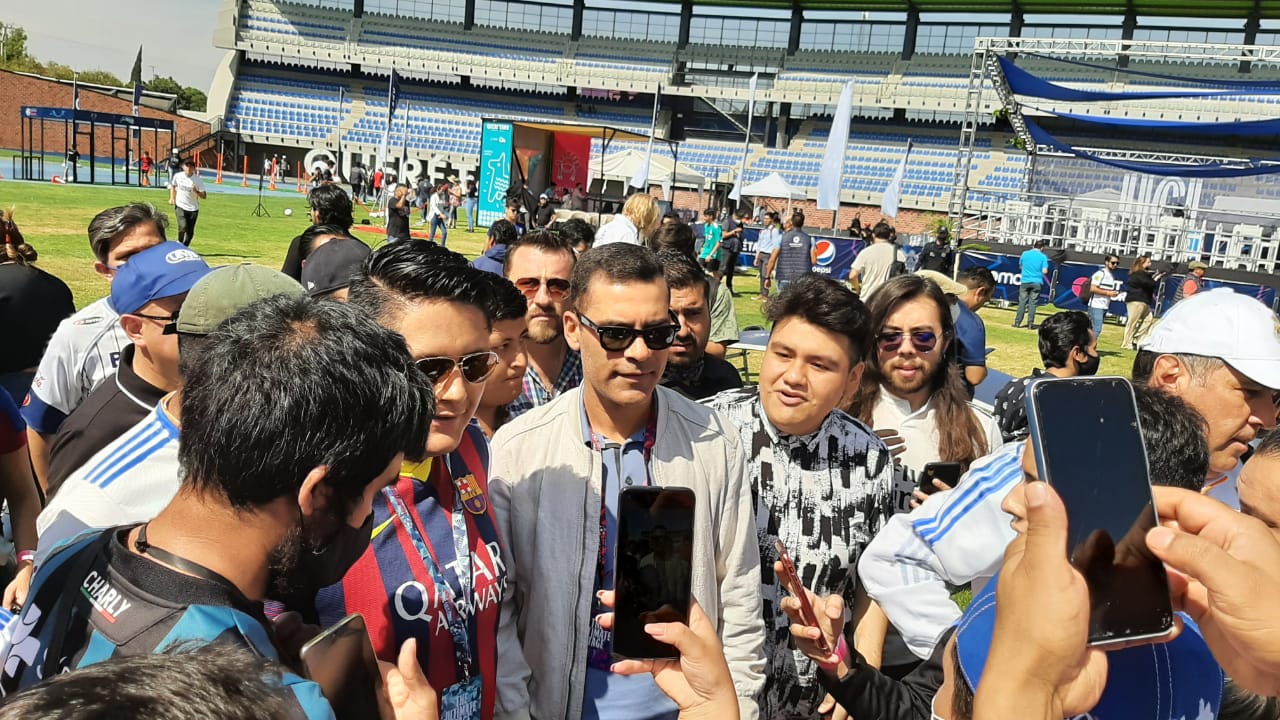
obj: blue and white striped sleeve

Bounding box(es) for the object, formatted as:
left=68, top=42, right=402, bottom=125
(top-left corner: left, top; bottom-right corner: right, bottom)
left=858, top=443, right=1024, bottom=660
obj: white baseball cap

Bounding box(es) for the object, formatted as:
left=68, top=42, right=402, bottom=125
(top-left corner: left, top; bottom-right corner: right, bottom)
left=1140, top=288, right=1280, bottom=389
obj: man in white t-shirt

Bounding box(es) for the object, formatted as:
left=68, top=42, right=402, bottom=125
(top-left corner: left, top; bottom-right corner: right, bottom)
left=1086, top=253, right=1122, bottom=338
left=22, top=203, right=168, bottom=489
left=848, top=222, right=905, bottom=301
left=168, top=159, right=207, bottom=246
left=752, top=212, right=782, bottom=299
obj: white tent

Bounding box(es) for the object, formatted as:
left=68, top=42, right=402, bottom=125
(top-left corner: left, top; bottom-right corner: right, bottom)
left=740, top=172, right=807, bottom=201
left=591, top=149, right=706, bottom=189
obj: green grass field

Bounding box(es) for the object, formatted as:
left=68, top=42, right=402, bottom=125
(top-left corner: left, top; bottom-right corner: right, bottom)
left=1, top=180, right=1140, bottom=379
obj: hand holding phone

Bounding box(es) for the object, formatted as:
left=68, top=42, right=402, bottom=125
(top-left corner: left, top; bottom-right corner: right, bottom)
left=612, top=487, right=696, bottom=661
left=1025, top=376, right=1174, bottom=647
left=874, top=429, right=907, bottom=461
left=774, top=540, right=831, bottom=655
left=300, top=613, right=390, bottom=720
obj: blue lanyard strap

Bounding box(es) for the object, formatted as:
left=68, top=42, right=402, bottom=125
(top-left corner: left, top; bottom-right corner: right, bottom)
left=383, top=486, right=475, bottom=680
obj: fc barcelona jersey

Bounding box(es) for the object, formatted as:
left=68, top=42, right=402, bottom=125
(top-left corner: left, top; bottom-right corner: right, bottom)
left=315, top=422, right=506, bottom=720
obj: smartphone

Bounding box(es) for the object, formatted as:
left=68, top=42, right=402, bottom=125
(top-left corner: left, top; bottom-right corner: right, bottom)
left=918, top=461, right=962, bottom=495
left=1025, top=376, right=1175, bottom=647
left=774, top=539, right=831, bottom=655
left=300, top=613, right=386, bottom=720
left=612, top=486, right=696, bottom=660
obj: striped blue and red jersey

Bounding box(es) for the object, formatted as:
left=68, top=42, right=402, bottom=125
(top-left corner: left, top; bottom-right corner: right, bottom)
left=315, top=422, right=506, bottom=720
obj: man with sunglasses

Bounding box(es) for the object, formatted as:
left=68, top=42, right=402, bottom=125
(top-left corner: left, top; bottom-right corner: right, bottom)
left=321, top=242, right=511, bottom=719
left=705, top=275, right=894, bottom=720
left=504, top=231, right=582, bottom=418
left=44, top=242, right=211, bottom=496
left=1087, top=254, right=1123, bottom=338
left=35, top=264, right=305, bottom=564
left=491, top=244, right=765, bottom=720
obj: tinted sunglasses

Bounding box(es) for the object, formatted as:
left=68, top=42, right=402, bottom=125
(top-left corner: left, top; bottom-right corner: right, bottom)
left=514, top=277, right=571, bottom=300
left=876, top=330, right=940, bottom=354
left=134, top=310, right=180, bottom=336
left=415, top=351, right=499, bottom=386
left=577, top=312, right=680, bottom=352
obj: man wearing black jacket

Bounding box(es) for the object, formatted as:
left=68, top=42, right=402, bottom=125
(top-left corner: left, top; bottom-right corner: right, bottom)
left=916, top=228, right=954, bottom=274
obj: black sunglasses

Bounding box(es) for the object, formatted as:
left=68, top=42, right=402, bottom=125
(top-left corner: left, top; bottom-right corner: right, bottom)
left=134, top=310, right=180, bottom=336
left=577, top=312, right=680, bottom=352
left=877, top=330, right=940, bottom=354
left=415, top=351, right=499, bottom=386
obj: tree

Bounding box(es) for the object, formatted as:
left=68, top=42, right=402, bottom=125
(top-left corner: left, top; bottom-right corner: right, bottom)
left=146, top=75, right=182, bottom=95
left=78, top=69, right=124, bottom=87
left=0, top=23, right=30, bottom=65
left=178, top=86, right=208, bottom=112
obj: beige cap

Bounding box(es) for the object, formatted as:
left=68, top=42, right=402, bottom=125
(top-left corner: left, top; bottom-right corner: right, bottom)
left=915, top=269, right=968, bottom=296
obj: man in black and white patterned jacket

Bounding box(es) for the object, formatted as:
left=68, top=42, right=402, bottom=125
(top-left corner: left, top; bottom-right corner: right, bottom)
left=706, top=275, right=894, bottom=720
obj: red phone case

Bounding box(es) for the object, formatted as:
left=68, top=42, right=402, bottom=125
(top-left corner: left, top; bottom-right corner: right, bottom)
left=774, top=540, right=832, bottom=655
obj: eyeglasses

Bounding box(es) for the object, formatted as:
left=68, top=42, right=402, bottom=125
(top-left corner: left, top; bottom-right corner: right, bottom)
left=876, top=330, right=940, bottom=354
left=513, top=277, right=571, bottom=300
left=577, top=312, right=680, bottom=352
left=415, top=351, right=499, bottom=386
left=1106, top=259, right=1119, bottom=266
left=133, top=310, right=180, bottom=336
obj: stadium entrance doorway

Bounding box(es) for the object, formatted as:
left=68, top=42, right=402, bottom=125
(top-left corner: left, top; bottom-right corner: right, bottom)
left=16, top=106, right=175, bottom=186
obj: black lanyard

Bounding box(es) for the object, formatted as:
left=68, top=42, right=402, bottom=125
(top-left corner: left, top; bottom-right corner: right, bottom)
left=133, top=524, right=247, bottom=600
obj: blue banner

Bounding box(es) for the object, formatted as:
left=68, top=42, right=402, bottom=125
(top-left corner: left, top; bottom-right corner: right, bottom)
left=478, top=120, right=513, bottom=228
left=1051, top=263, right=1130, bottom=317
left=958, top=250, right=1051, bottom=305
left=22, top=106, right=175, bottom=131
left=1156, top=274, right=1278, bottom=316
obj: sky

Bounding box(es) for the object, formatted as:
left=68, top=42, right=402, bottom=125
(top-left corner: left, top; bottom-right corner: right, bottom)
left=4, top=0, right=225, bottom=90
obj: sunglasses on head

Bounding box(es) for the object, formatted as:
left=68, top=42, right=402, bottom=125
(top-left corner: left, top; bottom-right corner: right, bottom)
left=577, top=312, right=680, bottom=352
left=514, top=277, right=571, bottom=300
left=877, top=330, right=940, bottom=354
left=415, top=351, right=499, bottom=386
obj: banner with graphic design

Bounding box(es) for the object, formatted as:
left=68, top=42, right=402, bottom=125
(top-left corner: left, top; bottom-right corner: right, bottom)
left=552, top=133, right=591, bottom=192
left=478, top=120, right=513, bottom=227
left=959, top=251, right=1050, bottom=304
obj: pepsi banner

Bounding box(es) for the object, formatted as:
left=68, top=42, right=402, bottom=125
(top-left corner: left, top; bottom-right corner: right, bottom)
left=478, top=120, right=513, bottom=228
left=810, top=236, right=861, bottom=279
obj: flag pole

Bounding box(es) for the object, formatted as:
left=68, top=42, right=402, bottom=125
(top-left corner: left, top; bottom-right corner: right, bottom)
left=630, top=83, right=661, bottom=191
left=729, top=73, right=758, bottom=209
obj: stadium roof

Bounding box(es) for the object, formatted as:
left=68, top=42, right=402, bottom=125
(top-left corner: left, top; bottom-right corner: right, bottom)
left=675, top=0, right=1278, bottom=18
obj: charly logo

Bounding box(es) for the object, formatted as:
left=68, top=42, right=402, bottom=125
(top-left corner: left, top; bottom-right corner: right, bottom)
left=80, top=571, right=132, bottom=623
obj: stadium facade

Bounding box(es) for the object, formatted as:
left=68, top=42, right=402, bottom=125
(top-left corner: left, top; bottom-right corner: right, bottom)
left=207, top=0, right=1280, bottom=264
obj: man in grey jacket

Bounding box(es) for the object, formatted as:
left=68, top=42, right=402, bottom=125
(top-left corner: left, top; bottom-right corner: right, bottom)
left=491, top=243, right=765, bottom=720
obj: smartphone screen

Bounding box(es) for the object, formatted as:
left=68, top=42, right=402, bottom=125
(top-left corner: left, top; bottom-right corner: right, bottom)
left=612, top=486, right=696, bottom=660
left=918, top=462, right=962, bottom=495
left=300, top=613, right=386, bottom=720
left=1026, top=377, right=1174, bottom=646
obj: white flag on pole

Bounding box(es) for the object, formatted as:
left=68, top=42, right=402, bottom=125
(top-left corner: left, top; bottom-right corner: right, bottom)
left=881, top=140, right=913, bottom=219
left=817, top=81, right=855, bottom=211
left=630, top=84, right=662, bottom=190
left=729, top=73, right=759, bottom=202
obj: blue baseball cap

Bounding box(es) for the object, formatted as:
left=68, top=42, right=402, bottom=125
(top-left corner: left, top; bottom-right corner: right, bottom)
left=954, top=573, right=1223, bottom=720
left=109, top=241, right=212, bottom=315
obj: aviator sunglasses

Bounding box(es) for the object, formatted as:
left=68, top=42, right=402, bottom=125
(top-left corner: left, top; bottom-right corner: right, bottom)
left=415, top=351, right=500, bottom=385
left=577, top=312, right=681, bottom=352
left=876, top=330, right=940, bottom=354
left=513, top=277, right=571, bottom=300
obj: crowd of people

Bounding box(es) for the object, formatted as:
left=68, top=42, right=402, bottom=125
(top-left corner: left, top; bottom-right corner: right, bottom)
left=3, top=182, right=1280, bottom=720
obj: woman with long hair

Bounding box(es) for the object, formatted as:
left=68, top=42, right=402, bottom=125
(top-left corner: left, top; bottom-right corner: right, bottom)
left=1122, top=255, right=1160, bottom=350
